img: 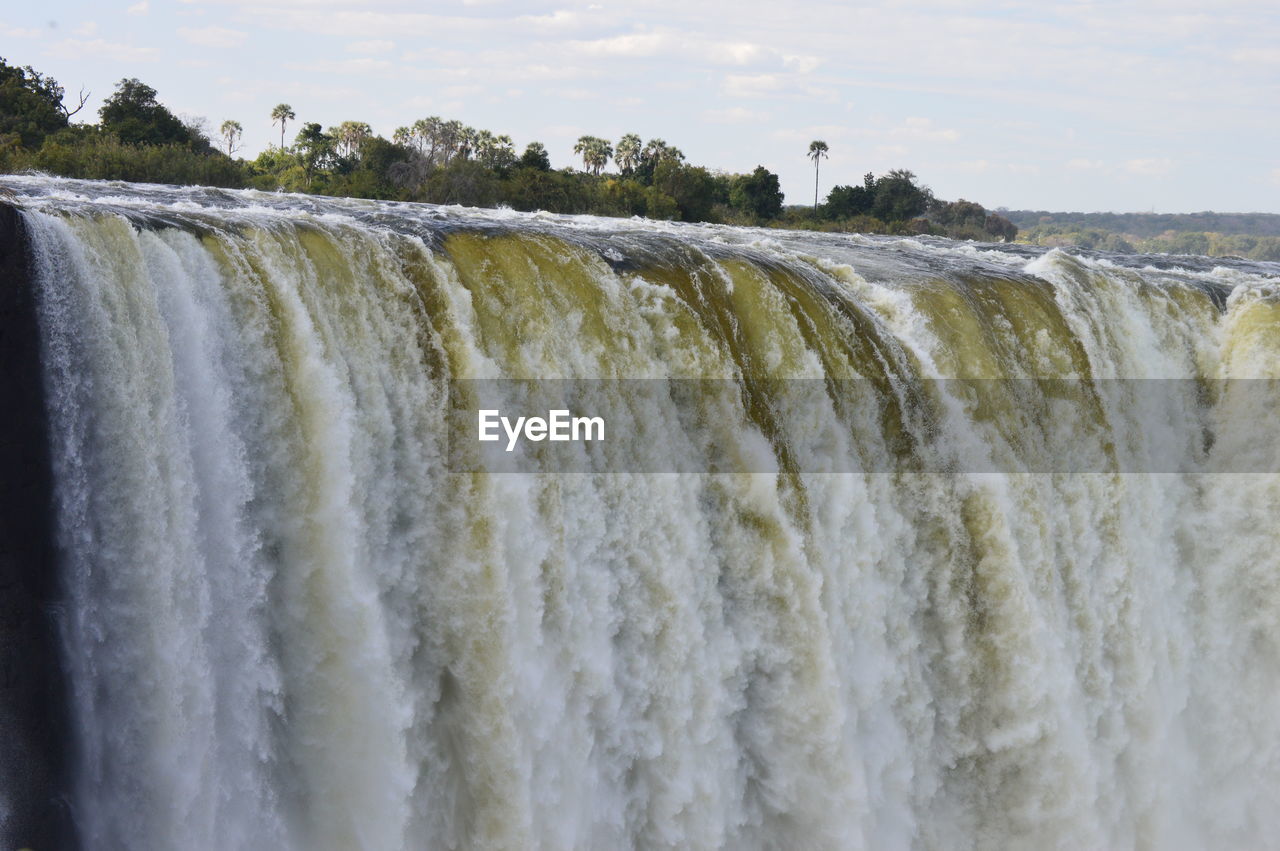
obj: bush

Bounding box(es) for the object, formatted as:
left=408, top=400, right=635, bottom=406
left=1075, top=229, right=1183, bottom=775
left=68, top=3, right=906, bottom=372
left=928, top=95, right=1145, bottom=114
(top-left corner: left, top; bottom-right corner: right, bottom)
left=29, top=134, right=245, bottom=187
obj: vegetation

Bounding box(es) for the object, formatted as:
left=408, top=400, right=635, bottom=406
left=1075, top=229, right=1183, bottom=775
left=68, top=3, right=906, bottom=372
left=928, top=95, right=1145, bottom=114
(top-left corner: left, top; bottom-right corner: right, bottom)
left=270, top=103, right=295, bottom=151
left=1005, top=210, right=1280, bottom=239
left=572, top=135, right=612, bottom=176
left=0, top=60, right=84, bottom=150
left=99, top=79, right=208, bottom=150
left=1018, top=223, right=1280, bottom=261
left=219, top=119, right=242, bottom=156
left=0, top=57, right=1016, bottom=241
left=1008, top=211, right=1280, bottom=260
left=807, top=140, right=828, bottom=211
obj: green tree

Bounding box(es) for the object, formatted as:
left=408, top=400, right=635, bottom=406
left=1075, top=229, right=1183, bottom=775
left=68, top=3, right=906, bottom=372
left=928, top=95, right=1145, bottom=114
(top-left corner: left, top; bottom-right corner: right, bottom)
left=823, top=175, right=875, bottom=219
left=395, top=116, right=446, bottom=163
left=634, top=138, right=683, bottom=183
left=653, top=161, right=717, bottom=221
left=424, top=158, right=499, bottom=207
left=0, top=58, right=79, bottom=149
left=345, top=135, right=408, bottom=198
left=505, top=167, right=582, bottom=212
left=271, top=103, right=295, bottom=149
left=807, top=140, right=828, bottom=211
left=730, top=165, right=784, bottom=220
left=99, top=78, right=198, bottom=148
left=219, top=119, right=242, bottom=156
left=439, top=120, right=466, bottom=163
left=475, top=131, right=516, bottom=172
left=329, top=120, right=372, bottom=158
left=573, top=135, right=612, bottom=175
left=872, top=169, right=932, bottom=222
left=519, top=141, right=551, bottom=171
left=455, top=125, right=479, bottom=160
left=929, top=198, right=986, bottom=229
left=615, top=133, right=642, bottom=176
left=1092, top=230, right=1131, bottom=252
left=294, top=122, right=336, bottom=184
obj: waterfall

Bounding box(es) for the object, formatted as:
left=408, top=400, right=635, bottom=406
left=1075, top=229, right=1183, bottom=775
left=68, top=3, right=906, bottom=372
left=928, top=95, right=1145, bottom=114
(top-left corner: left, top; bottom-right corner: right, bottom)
left=3, top=176, right=1280, bottom=850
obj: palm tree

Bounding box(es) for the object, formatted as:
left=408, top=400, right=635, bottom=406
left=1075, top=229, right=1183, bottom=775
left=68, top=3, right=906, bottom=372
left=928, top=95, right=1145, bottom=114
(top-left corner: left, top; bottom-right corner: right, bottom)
left=573, top=136, right=612, bottom=175
left=440, top=119, right=465, bottom=163
left=418, top=116, right=443, bottom=163
left=399, top=116, right=443, bottom=162
left=573, top=136, right=591, bottom=170
left=271, top=103, right=295, bottom=149
left=615, top=133, right=642, bottom=175
left=642, top=138, right=683, bottom=165
left=457, top=125, right=479, bottom=161
left=219, top=119, right=242, bottom=156
left=808, top=140, right=829, bottom=211
left=594, top=138, right=613, bottom=175
left=330, top=120, right=371, bottom=157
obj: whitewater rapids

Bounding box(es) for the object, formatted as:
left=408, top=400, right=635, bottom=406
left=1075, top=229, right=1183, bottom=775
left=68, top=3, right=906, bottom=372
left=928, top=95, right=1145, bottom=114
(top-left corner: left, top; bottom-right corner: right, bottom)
left=3, top=175, right=1280, bottom=850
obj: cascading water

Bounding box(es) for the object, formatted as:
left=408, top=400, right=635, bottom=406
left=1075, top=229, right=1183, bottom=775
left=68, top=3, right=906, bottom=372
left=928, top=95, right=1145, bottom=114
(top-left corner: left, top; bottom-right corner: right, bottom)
left=2, top=175, right=1279, bottom=850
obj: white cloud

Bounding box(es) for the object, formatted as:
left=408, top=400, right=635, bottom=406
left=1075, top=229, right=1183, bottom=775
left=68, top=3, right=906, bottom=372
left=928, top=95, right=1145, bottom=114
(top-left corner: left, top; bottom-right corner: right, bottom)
left=890, top=117, right=959, bottom=143
left=1125, top=158, right=1174, bottom=176
left=0, top=23, right=43, bottom=38
left=520, top=64, right=586, bottom=81
left=706, top=42, right=766, bottom=65
left=240, top=10, right=489, bottom=39
left=288, top=58, right=393, bottom=74
left=127, top=0, right=149, bottom=14
left=1269, top=168, right=1280, bottom=186
left=771, top=124, right=860, bottom=143
left=547, top=87, right=598, bottom=101
left=516, top=9, right=594, bottom=34
left=571, top=32, right=672, bottom=59
left=781, top=54, right=820, bottom=73
left=542, top=124, right=586, bottom=138
left=345, top=39, right=393, bottom=54
left=569, top=32, right=781, bottom=67
left=704, top=107, right=770, bottom=124
left=874, top=144, right=910, bottom=158
left=178, top=26, right=248, bottom=47
left=723, top=73, right=782, bottom=98
left=442, top=84, right=485, bottom=98
left=1231, top=47, right=1280, bottom=64
left=721, top=71, right=836, bottom=102
left=1067, top=158, right=1105, bottom=170
left=44, top=38, right=159, bottom=62
left=74, top=22, right=99, bottom=36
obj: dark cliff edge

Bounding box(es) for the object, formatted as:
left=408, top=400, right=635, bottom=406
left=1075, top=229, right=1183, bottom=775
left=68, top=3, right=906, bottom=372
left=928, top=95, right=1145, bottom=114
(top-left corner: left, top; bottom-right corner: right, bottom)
left=0, top=203, right=78, bottom=850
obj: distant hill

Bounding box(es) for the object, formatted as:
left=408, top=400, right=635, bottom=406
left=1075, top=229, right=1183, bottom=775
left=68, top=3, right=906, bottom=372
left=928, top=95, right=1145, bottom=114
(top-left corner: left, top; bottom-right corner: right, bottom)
left=1004, top=210, right=1280, bottom=238
left=1002, top=210, right=1280, bottom=260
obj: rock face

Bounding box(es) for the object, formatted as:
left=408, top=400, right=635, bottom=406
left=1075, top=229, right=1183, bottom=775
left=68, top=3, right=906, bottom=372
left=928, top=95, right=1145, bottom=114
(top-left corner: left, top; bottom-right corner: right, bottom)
left=0, top=203, right=76, bottom=850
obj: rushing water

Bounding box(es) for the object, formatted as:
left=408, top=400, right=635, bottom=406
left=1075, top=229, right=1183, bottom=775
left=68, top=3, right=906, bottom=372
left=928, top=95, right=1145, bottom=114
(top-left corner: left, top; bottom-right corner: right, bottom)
left=5, top=175, right=1280, bottom=850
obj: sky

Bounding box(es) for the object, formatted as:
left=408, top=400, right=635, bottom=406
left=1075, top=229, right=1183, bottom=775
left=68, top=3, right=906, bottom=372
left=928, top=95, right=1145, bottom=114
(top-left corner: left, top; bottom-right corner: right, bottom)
left=3, top=0, right=1278, bottom=213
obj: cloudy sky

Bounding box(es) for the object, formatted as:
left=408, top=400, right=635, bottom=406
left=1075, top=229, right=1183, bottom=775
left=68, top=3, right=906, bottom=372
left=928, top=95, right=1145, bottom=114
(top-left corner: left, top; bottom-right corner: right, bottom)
left=4, top=0, right=1278, bottom=212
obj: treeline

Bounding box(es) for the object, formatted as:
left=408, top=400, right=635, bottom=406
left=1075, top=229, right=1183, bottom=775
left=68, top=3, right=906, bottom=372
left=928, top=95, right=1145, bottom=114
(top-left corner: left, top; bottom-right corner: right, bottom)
left=781, top=173, right=1016, bottom=241
left=1006, top=210, right=1280, bottom=239
left=1019, top=224, right=1280, bottom=261
left=1007, top=210, right=1280, bottom=260
left=1, top=58, right=1014, bottom=240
